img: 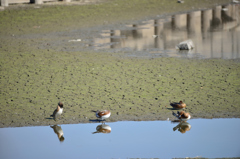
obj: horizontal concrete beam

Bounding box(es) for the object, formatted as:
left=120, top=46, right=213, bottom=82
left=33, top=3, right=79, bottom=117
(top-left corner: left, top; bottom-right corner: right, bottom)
left=1, top=0, right=71, bottom=6
left=1, top=0, right=9, bottom=6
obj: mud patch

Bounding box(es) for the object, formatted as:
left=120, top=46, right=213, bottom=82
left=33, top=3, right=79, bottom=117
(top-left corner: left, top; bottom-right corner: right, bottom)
left=0, top=0, right=239, bottom=128
left=0, top=46, right=239, bottom=127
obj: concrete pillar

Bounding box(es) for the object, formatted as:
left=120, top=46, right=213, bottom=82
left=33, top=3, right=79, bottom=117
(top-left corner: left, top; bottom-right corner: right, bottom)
left=1, top=0, right=8, bottom=7
left=173, top=14, right=187, bottom=29
left=202, top=10, right=212, bottom=33
left=162, top=17, right=173, bottom=50
left=212, top=6, right=222, bottom=30
left=154, top=20, right=160, bottom=48
left=213, top=6, right=222, bottom=20
left=110, top=30, right=120, bottom=48
left=187, top=11, right=202, bottom=55
left=154, top=19, right=164, bottom=49
left=34, top=0, right=42, bottom=4
left=187, top=11, right=201, bottom=34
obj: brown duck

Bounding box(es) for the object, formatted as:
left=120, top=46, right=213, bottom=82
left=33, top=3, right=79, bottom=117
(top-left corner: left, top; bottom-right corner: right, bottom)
left=170, top=101, right=186, bottom=109
left=172, top=111, right=191, bottom=121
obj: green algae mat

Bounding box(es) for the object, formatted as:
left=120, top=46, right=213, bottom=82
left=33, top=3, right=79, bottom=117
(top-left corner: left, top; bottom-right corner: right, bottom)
left=1, top=0, right=239, bottom=127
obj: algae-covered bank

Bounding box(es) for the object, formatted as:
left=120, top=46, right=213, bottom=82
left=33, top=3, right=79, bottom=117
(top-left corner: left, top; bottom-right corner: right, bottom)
left=0, top=0, right=239, bottom=128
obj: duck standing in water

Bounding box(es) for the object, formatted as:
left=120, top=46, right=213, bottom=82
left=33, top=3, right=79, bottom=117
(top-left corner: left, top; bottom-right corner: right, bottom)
left=172, top=111, right=191, bottom=121
left=170, top=101, right=186, bottom=109
left=50, top=102, right=63, bottom=121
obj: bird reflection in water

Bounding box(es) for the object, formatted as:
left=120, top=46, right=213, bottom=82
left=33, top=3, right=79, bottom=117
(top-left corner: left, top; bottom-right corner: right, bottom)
left=92, top=124, right=112, bottom=134
left=171, top=110, right=192, bottom=133
left=172, top=122, right=191, bottom=134
left=50, top=125, right=65, bottom=142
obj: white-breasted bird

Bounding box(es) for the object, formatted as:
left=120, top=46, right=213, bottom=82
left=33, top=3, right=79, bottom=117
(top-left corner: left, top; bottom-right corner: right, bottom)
left=50, top=102, right=63, bottom=121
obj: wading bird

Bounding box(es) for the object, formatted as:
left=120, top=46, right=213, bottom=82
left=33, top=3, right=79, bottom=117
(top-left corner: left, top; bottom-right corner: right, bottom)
left=94, top=110, right=111, bottom=122
left=50, top=102, right=63, bottom=121
left=172, top=111, right=191, bottom=121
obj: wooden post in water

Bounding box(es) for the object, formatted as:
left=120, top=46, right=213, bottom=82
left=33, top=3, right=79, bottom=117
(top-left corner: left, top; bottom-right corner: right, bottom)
left=1, top=0, right=8, bottom=7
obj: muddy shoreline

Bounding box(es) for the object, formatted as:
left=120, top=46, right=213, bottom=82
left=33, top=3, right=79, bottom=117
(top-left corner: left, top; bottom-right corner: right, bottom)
left=1, top=0, right=240, bottom=128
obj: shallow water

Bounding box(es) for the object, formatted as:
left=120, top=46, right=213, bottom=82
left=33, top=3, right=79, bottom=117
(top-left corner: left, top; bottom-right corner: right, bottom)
left=94, top=4, right=240, bottom=59
left=0, top=119, right=240, bottom=159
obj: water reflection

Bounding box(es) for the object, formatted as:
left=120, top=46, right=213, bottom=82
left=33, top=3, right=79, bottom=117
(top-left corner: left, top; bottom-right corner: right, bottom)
left=172, top=121, right=192, bottom=134
left=50, top=125, right=65, bottom=142
left=92, top=124, right=111, bottom=134
left=94, top=4, right=240, bottom=59
left=0, top=119, right=240, bottom=158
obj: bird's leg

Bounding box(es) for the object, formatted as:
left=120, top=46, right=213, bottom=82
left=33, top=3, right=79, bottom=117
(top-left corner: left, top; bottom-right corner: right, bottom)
left=102, top=120, right=106, bottom=124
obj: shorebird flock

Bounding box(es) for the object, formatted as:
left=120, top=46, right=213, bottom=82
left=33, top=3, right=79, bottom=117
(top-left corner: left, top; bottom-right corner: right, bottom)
left=50, top=100, right=191, bottom=124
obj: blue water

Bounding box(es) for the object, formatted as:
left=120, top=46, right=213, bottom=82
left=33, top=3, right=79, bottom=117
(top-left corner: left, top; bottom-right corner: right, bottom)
left=0, top=119, right=240, bottom=159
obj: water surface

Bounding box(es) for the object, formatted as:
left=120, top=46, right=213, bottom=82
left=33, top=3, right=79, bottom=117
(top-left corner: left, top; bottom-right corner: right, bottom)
left=0, top=119, right=240, bottom=159
left=94, top=4, right=240, bottom=59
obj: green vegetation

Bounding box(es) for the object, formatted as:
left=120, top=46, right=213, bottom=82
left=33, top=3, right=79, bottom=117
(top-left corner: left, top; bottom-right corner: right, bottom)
left=1, top=0, right=239, bottom=128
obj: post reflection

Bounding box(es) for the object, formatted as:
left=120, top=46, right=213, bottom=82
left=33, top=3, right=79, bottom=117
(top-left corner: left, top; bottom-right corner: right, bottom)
left=50, top=125, right=65, bottom=142
left=94, top=4, right=240, bottom=59
left=92, top=124, right=112, bottom=134
left=172, top=122, right=192, bottom=134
